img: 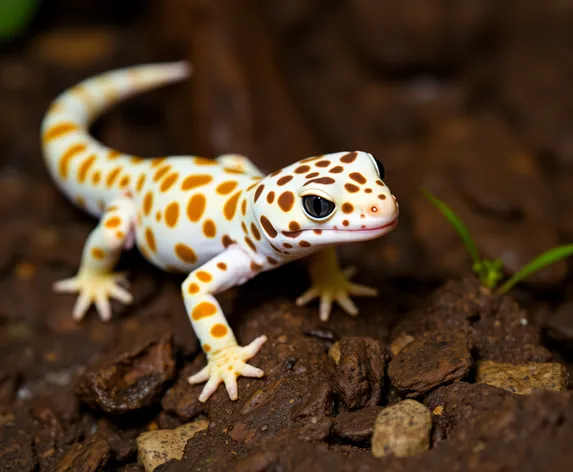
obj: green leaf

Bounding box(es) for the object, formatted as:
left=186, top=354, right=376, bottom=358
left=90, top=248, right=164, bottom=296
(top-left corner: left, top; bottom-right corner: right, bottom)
left=421, top=188, right=481, bottom=264
left=497, top=244, right=573, bottom=294
left=0, top=0, right=39, bottom=41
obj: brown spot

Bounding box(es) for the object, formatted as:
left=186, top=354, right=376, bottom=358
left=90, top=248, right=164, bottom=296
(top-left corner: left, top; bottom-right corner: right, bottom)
left=283, top=230, right=302, bottom=238
left=105, top=167, right=122, bottom=187
left=165, top=202, right=180, bottom=228
left=283, top=243, right=293, bottom=248
left=143, top=192, right=153, bottom=216
left=349, top=172, right=366, bottom=184
left=91, top=247, right=105, bottom=259
left=181, top=174, right=212, bottom=190
left=294, top=165, right=310, bottom=174
left=75, top=196, right=86, bottom=209
left=365, top=188, right=372, bottom=194
left=376, top=180, right=385, bottom=186
left=77, top=155, right=96, bottom=183
left=378, top=194, right=387, bottom=200
left=119, top=175, right=130, bottom=188
left=194, top=157, right=216, bottom=166
left=267, top=257, right=278, bottom=265
left=241, top=199, right=247, bottom=216
left=224, top=167, right=244, bottom=174
left=217, top=181, right=238, bottom=195
left=306, top=172, right=319, bottom=179
left=250, top=223, right=261, bottom=240
left=270, top=169, right=281, bottom=177
left=266, top=191, right=275, bottom=204
left=217, top=262, right=227, bottom=271
left=313, top=229, right=322, bottom=235
left=223, top=191, right=242, bottom=220
left=222, top=235, right=233, bottom=248
left=59, top=144, right=86, bottom=179
left=277, top=191, right=295, bottom=212
left=340, top=151, right=358, bottom=163
left=153, top=165, right=171, bottom=182
left=203, top=219, right=216, bottom=238
left=345, top=183, right=359, bottom=193
left=241, top=222, right=248, bottom=234
left=270, top=243, right=283, bottom=253
left=150, top=157, right=167, bottom=167
left=299, top=240, right=311, bottom=247
left=342, top=203, right=354, bottom=213
left=160, top=173, right=179, bottom=192
left=260, top=216, right=277, bottom=238
left=187, top=194, right=206, bottom=222
left=105, top=216, right=121, bottom=228
left=245, top=237, right=257, bottom=252
left=250, top=261, right=263, bottom=271
left=277, top=175, right=293, bottom=186
left=44, top=122, right=78, bottom=141
left=196, top=271, right=212, bottom=282
left=211, top=324, right=228, bottom=338
left=145, top=228, right=157, bottom=252
left=175, top=243, right=197, bottom=263
left=203, top=344, right=211, bottom=352
left=254, top=185, right=265, bottom=202
left=188, top=283, right=200, bottom=294
left=343, top=220, right=349, bottom=226
left=192, top=302, right=217, bottom=320
left=315, top=160, right=330, bottom=167
left=136, top=174, right=146, bottom=192
left=289, top=221, right=301, bottom=231
left=92, top=171, right=101, bottom=185
left=329, top=166, right=343, bottom=173
left=304, top=177, right=335, bottom=186
left=108, top=149, right=121, bottom=160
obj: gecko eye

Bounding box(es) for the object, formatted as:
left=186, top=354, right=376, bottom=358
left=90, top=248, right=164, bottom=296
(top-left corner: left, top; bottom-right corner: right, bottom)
left=373, top=156, right=385, bottom=180
left=302, top=195, right=335, bottom=219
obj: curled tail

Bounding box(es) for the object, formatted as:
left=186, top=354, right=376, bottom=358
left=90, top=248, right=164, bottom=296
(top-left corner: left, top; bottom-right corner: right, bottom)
left=40, top=61, right=191, bottom=216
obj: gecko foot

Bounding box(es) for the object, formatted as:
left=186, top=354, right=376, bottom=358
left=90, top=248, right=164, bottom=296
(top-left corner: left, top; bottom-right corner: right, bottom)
left=296, top=266, right=378, bottom=322
left=53, top=270, right=132, bottom=322
left=188, top=335, right=268, bottom=402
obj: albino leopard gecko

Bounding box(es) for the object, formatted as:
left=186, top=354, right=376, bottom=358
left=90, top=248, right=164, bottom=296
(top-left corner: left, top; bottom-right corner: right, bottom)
left=40, top=61, right=399, bottom=402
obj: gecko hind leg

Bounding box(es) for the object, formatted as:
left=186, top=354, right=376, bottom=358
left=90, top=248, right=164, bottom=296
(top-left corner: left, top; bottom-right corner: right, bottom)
left=53, top=196, right=135, bottom=321
left=215, top=153, right=264, bottom=177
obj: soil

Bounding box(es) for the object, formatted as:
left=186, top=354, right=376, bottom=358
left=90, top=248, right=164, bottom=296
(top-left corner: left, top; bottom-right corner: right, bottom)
left=1, top=1, right=573, bottom=471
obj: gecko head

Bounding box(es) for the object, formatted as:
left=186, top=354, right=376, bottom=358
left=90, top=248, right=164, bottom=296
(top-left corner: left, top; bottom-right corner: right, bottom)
left=252, top=151, right=399, bottom=253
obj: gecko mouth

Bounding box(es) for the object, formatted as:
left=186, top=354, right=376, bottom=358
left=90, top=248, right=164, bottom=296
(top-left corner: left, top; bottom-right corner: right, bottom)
left=281, top=217, right=398, bottom=237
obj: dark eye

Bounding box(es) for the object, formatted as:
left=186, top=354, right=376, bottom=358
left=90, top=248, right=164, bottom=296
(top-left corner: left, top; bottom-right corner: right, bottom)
left=302, top=195, right=335, bottom=219
left=373, top=157, right=385, bottom=180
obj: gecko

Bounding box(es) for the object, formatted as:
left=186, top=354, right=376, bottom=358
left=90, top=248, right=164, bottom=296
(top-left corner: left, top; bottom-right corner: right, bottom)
left=40, top=61, right=399, bottom=403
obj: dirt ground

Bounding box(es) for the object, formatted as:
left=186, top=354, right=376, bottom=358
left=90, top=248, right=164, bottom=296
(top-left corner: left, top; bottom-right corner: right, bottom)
left=1, top=1, right=573, bottom=471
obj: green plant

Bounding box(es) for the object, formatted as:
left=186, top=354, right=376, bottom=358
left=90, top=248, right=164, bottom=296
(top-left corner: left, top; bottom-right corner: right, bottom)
left=0, top=0, right=40, bottom=42
left=421, top=187, right=573, bottom=293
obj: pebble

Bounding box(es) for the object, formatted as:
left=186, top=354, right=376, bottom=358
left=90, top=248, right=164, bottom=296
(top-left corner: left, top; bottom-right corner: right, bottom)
left=54, top=433, right=110, bottom=472
left=371, top=399, right=432, bottom=458
left=476, top=360, right=569, bottom=395
left=136, top=418, right=209, bottom=472
left=332, top=405, right=382, bottom=442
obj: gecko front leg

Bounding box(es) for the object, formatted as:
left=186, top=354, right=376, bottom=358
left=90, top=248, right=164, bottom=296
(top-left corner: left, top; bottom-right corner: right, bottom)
left=296, top=247, right=378, bottom=322
left=182, top=246, right=267, bottom=402
left=53, top=196, right=135, bottom=321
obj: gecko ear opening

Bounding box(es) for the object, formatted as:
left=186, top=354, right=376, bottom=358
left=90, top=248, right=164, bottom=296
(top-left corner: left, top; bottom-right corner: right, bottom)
left=302, top=195, right=335, bottom=219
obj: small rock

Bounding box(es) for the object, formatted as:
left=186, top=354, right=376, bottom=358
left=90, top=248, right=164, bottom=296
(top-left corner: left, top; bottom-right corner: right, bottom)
left=96, top=418, right=138, bottom=462
left=232, top=451, right=278, bottom=472
left=161, top=360, right=206, bottom=421
left=291, top=383, right=334, bottom=420
left=0, top=427, right=36, bottom=472
left=332, top=405, right=382, bottom=442
left=293, top=416, right=333, bottom=442
left=136, top=418, right=209, bottom=472
left=334, top=337, right=385, bottom=409
left=390, top=334, right=415, bottom=356
left=55, top=433, right=110, bottom=472
left=328, top=341, right=341, bottom=365
left=476, top=360, right=569, bottom=395
left=371, top=399, right=432, bottom=458
left=388, top=330, right=472, bottom=397
left=76, top=335, right=176, bottom=414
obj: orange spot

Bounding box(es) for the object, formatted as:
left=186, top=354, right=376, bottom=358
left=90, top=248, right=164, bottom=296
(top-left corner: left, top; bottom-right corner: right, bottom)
left=145, top=227, right=157, bottom=252
left=224, top=168, right=244, bottom=174
left=119, top=175, right=130, bottom=188
left=107, top=205, right=118, bottom=212
left=105, top=167, right=122, bottom=187
left=196, top=271, right=212, bottom=282
left=91, top=247, right=105, bottom=259
left=165, top=202, right=180, bottom=228
left=192, top=302, right=217, bottom=320
left=108, top=149, right=121, bottom=160
left=150, top=157, right=167, bottom=167
left=216, top=181, right=238, bottom=195
left=175, top=243, right=197, bottom=263
left=43, top=122, right=78, bottom=141
left=59, top=144, right=86, bottom=179
left=105, top=216, right=121, bottom=228
left=92, top=171, right=101, bottom=185
left=75, top=196, right=86, bottom=209
left=203, top=219, right=216, bottom=238
left=193, top=157, right=217, bottom=166
left=203, top=344, right=211, bottom=352
left=246, top=182, right=258, bottom=192
left=156, top=211, right=161, bottom=222
left=188, top=282, right=200, bottom=294
left=160, top=173, right=179, bottom=192
left=131, top=156, right=143, bottom=164
left=210, top=323, right=228, bottom=338
left=143, top=192, right=154, bottom=216
left=241, top=199, right=247, bottom=216
left=187, top=194, right=206, bottom=222
left=136, top=174, right=146, bottom=192
left=77, top=154, right=96, bottom=183
left=217, top=262, right=227, bottom=270
left=223, top=191, right=242, bottom=220
left=153, top=165, right=171, bottom=182
left=181, top=174, right=212, bottom=190
left=116, top=231, right=125, bottom=239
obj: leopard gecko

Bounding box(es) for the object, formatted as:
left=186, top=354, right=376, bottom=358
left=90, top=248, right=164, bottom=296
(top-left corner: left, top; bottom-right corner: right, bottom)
left=40, top=61, right=399, bottom=402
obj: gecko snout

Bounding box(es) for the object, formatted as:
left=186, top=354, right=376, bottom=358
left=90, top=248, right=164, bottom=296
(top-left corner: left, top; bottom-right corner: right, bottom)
left=365, top=194, right=398, bottom=218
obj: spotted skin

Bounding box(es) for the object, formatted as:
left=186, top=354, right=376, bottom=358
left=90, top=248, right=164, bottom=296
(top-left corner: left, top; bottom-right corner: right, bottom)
left=40, top=61, right=399, bottom=403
